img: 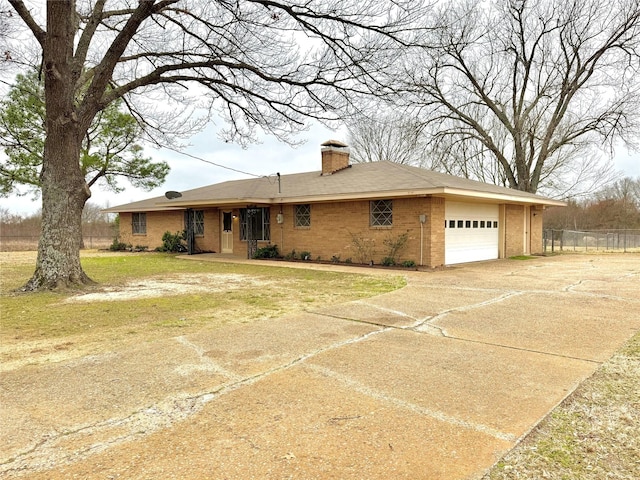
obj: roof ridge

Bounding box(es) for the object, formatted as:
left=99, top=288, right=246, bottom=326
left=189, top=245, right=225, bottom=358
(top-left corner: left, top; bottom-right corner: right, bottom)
left=382, top=161, right=441, bottom=187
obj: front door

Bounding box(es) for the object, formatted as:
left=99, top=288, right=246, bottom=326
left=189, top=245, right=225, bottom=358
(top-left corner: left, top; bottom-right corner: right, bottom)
left=221, top=211, right=233, bottom=253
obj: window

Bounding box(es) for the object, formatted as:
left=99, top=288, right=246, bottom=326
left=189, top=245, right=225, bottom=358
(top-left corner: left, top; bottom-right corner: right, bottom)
left=493, top=221, right=498, bottom=228
left=370, top=200, right=393, bottom=226
left=457, top=220, right=464, bottom=228
left=193, top=210, right=204, bottom=236
left=465, top=220, right=471, bottom=228
left=473, top=220, right=478, bottom=228
left=132, top=212, right=146, bottom=234
left=223, top=212, right=233, bottom=232
left=448, top=220, right=455, bottom=228
left=240, top=207, right=270, bottom=241
left=480, top=221, right=486, bottom=228
left=294, top=204, right=311, bottom=227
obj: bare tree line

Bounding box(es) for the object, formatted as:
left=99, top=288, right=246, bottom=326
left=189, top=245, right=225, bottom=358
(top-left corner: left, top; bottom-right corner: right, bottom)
left=347, top=0, right=640, bottom=198
left=545, top=177, right=640, bottom=230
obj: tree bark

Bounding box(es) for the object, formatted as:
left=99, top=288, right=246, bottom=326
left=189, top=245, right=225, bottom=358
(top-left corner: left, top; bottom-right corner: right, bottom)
left=23, top=0, right=93, bottom=291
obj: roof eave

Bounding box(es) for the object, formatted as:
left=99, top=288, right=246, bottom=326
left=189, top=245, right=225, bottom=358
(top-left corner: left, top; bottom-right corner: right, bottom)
left=439, top=188, right=567, bottom=206
left=103, top=187, right=566, bottom=213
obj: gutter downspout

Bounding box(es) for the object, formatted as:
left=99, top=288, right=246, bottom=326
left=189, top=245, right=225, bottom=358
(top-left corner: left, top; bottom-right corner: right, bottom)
left=419, top=214, right=427, bottom=266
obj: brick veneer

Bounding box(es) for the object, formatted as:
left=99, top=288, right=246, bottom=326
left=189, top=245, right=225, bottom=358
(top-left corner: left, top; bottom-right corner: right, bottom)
left=116, top=197, right=539, bottom=265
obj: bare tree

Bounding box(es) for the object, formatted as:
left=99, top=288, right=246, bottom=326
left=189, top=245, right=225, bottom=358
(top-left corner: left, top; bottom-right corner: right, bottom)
left=404, top=0, right=640, bottom=195
left=346, top=112, right=433, bottom=167
left=5, top=0, right=427, bottom=290
left=1, top=6, right=15, bottom=69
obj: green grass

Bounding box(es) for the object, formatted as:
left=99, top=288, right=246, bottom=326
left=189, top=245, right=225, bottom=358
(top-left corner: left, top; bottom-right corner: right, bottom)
left=0, top=252, right=405, bottom=344
left=509, top=255, right=536, bottom=260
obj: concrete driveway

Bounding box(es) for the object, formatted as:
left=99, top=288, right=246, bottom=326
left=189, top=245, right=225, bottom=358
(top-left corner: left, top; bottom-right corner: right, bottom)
left=1, top=254, right=639, bottom=479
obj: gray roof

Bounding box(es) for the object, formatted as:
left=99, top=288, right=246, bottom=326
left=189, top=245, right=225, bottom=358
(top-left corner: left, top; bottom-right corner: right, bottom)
left=104, top=161, right=565, bottom=212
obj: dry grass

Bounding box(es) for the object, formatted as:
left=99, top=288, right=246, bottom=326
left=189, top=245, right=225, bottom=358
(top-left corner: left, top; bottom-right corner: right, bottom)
left=0, top=250, right=405, bottom=370
left=485, top=332, right=640, bottom=480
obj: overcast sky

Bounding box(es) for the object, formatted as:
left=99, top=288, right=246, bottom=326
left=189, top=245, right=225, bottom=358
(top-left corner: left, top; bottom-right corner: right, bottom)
left=0, top=121, right=638, bottom=217
left=0, top=121, right=344, bottom=216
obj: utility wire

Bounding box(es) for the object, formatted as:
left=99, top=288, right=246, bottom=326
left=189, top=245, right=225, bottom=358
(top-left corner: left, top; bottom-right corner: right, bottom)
left=162, top=145, right=263, bottom=178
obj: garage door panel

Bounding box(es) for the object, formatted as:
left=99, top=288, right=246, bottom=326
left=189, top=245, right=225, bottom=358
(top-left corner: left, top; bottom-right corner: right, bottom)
left=445, top=202, right=499, bottom=265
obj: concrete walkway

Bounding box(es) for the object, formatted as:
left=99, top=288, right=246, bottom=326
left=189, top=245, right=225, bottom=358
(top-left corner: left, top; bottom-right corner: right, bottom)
left=1, top=254, right=639, bottom=479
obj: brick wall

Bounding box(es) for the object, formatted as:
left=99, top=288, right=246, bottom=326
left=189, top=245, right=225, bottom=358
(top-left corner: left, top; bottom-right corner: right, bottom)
left=427, top=197, right=445, bottom=266
left=117, top=199, right=543, bottom=263
left=119, top=211, right=184, bottom=249
left=118, top=209, right=222, bottom=252
left=504, top=204, right=524, bottom=257
left=530, top=206, right=544, bottom=254
left=275, top=197, right=436, bottom=266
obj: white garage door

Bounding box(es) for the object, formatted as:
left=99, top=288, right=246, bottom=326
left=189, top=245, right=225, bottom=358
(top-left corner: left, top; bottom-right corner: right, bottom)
left=445, top=201, right=499, bottom=265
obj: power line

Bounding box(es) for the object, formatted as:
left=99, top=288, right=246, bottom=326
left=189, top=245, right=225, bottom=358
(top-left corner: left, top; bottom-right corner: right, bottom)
left=162, top=145, right=263, bottom=178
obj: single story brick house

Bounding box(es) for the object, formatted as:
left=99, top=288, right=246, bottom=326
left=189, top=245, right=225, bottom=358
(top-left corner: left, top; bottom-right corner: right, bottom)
left=104, top=141, right=564, bottom=266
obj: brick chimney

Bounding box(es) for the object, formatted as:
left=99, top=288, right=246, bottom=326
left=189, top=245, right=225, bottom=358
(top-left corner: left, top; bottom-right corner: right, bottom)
left=321, top=140, right=350, bottom=175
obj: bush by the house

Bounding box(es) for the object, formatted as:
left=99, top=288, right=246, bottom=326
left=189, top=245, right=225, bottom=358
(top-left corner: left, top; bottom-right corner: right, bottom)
left=109, top=238, right=130, bottom=251
left=350, top=232, right=376, bottom=264
left=157, top=231, right=187, bottom=252
left=253, top=244, right=280, bottom=259
left=381, top=256, right=396, bottom=266
left=382, top=232, right=409, bottom=265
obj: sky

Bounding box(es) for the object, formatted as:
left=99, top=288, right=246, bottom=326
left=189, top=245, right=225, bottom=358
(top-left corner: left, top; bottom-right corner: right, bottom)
left=0, top=121, right=343, bottom=216
left=0, top=122, right=638, bottom=217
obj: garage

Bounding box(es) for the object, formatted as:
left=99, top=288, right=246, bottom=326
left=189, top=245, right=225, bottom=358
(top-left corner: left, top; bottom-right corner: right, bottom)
left=445, top=201, right=499, bottom=265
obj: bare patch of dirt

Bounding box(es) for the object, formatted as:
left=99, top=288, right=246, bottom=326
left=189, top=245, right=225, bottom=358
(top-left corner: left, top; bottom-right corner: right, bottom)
left=64, top=273, right=272, bottom=302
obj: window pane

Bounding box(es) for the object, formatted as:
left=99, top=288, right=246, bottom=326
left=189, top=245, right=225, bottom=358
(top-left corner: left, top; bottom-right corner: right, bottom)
left=473, top=221, right=478, bottom=228
left=465, top=220, right=471, bottom=228
left=370, top=200, right=392, bottom=226
left=294, top=204, right=311, bottom=227
left=193, top=210, right=204, bottom=236
left=480, top=221, right=485, bottom=228
left=493, top=221, right=498, bottom=228
left=132, top=212, right=146, bottom=234
left=223, top=212, right=232, bottom=232
left=240, top=207, right=270, bottom=241
left=449, top=220, right=455, bottom=228
left=457, top=220, right=463, bottom=228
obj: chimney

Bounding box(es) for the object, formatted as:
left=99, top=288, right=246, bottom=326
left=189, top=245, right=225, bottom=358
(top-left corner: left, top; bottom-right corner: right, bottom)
left=321, top=140, right=350, bottom=175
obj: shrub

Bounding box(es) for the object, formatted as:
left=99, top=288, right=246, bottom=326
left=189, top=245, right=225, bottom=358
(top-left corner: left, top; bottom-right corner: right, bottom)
left=254, top=244, right=280, bottom=259
left=284, top=250, right=297, bottom=260
left=382, top=232, right=409, bottom=265
left=381, top=256, right=396, bottom=266
left=109, top=238, right=130, bottom=251
left=350, top=232, right=376, bottom=264
left=331, top=255, right=341, bottom=263
left=299, top=251, right=311, bottom=260
left=158, top=231, right=186, bottom=252
left=401, top=260, right=416, bottom=268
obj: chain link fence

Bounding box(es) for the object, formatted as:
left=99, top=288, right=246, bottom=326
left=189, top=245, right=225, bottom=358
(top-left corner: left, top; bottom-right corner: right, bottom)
left=0, top=235, right=114, bottom=252
left=544, top=229, right=640, bottom=253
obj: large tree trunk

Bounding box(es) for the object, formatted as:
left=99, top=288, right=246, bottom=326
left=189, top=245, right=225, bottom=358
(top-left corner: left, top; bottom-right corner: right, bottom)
left=23, top=0, right=93, bottom=291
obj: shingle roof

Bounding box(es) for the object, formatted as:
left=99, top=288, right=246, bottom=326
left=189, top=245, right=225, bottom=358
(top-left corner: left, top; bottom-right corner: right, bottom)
left=103, top=161, right=564, bottom=212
